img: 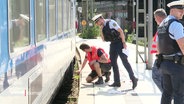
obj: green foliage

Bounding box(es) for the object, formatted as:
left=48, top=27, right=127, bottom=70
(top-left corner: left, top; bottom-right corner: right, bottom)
left=127, top=32, right=147, bottom=46
left=73, top=61, right=80, bottom=80
left=127, top=33, right=135, bottom=43
left=79, top=26, right=100, bottom=39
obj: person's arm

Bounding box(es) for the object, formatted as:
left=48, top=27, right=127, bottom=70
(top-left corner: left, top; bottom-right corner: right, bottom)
left=110, top=20, right=127, bottom=48
left=117, top=28, right=127, bottom=49
left=177, top=37, right=184, bottom=55
left=76, top=57, right=88, bottom=74
left=169, top=22, right=184, bottom=55
left=97, top=49, right=109, bottom=63
left=98, top=54, right=109, bottom=63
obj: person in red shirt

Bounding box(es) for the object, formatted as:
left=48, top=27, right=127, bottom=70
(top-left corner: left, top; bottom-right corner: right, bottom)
left=77, top=43, right=111, bottom=84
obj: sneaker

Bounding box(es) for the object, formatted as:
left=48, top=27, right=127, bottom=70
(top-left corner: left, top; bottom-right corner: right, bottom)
left=105, top=72, right=111, bottom=82
left=95, top=77, right=104, bottom=85
left=132, top=78, right=138, bottom=89
left=109, top=82, right=121, bottom=87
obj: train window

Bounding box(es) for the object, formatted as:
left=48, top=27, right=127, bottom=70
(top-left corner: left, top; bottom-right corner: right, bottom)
left=68, top=1, right=71, bottom=30
left=63, top=0, right=67, bottom=31
left=35, top=0, right=46, bottom=42
left=58, top=0, right=62, bottom=34
left=49, top=0, right=56, bottom=36
left=9, top=0, right=30, bottom=53
left=70, top=1, right=74, bottom=29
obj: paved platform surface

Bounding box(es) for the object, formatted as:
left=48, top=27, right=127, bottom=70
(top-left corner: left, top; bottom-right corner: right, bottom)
left=76, top=38, right=162, bottom=104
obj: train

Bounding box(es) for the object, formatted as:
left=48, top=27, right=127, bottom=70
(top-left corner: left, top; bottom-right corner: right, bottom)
left=0, top=0, right=79, bottom=104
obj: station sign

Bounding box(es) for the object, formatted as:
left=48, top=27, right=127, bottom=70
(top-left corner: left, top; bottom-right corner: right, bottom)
left=81, top=20, right=87, bottom=26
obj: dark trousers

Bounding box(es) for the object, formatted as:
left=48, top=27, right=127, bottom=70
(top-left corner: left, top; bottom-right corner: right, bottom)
left=160, top=60, right=184, bottom=104
left=109, top=41, right=135, bottom=83
left=152, top=60, right=163, bottom=92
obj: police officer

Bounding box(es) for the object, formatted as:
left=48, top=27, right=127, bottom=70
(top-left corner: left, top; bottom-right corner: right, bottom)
left=92, top=14, right=138, bottom=89
left=151, top=8, right=167, bottom=92
left=157, top=1, right=184, bottom=104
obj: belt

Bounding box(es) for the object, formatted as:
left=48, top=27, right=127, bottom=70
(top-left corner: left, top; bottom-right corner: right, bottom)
left=162, top=55, right=182, bottom=63
left=110, top=38, right=121, bottom=43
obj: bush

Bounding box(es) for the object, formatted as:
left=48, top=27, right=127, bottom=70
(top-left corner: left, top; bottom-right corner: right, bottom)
left=79, top=26, right=100, bottom=39
left=127, top=32, right=147, bottom=46
left=127, top=33, right=135, bottom=43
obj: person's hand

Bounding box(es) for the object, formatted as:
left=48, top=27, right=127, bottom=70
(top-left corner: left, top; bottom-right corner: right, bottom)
left=123, top=42, right=127, bottom=49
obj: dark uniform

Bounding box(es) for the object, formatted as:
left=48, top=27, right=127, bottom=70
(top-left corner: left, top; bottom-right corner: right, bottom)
left=157, top=14, right=184, bottom=104
left=92, top=14, right=138, bottom=88
left=102, top=19, right=138, bottom=88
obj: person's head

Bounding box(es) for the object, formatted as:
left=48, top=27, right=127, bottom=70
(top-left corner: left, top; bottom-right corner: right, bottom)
left=167, top=0, right=184, bottom=19
left=92, top=14, right=105, bottom=28
left=154, top=8, right=167, bottom=25
left=79, top=43, right=91, bottom=52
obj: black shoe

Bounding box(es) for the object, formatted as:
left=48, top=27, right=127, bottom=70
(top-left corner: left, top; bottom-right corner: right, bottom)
left=109, top=82, right=121, bottom=87
left=105, top=72, right=111, bottom=82
left=95, top=77, right=104, bottom=85
left=132, top=78, right=138, bottom=89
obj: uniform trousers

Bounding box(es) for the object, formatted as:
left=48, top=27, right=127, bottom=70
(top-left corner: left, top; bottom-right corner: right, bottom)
left=152, top=60, right=163, bottom=92
left=109, top=41, right=135, bottom=83
left=160, top=60, right=184, bottom=104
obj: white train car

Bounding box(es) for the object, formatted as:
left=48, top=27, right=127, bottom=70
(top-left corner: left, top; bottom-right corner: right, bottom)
left=0, top=0, right=77, bottom=104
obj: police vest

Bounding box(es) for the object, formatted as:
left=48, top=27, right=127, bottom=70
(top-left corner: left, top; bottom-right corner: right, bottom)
left=86, top=46, right=111, bottom=70
left=86, top=46, right=111, bottom=63
left=86, top=46, right=99, bottom=62
left=102, top=20, right=120, bottom=42
left=157, top=19, right=181, bottom=55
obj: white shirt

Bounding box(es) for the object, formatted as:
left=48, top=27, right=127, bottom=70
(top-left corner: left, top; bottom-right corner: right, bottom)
left=161, top=15, right=184, bottom=40
left=104, top=19, right=121, bottom=30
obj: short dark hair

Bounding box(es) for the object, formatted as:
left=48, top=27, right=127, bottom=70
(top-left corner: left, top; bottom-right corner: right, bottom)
left=154, top=8, right=167, bottom=18
left=79, top=43, right=90, bottom=51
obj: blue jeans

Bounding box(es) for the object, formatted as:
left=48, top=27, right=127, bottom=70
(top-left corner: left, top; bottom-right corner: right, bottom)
left=152, top=60, right=163, bottom=92
left=160, top=60, right=184, bottom=104
left=109, top=41, right=135, bottom=83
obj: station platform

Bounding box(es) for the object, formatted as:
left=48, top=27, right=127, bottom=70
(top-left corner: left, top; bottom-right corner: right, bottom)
left=76, top=38, right=162, bottom=104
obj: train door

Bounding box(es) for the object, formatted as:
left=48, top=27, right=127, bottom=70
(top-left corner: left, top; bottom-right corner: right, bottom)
left=0, top=0, right=31, bottom=104
left=0, top=0, right=44, bottom=104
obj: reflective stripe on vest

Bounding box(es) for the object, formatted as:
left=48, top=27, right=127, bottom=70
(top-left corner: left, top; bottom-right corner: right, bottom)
left=150, top=32, right=158, bottom=54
